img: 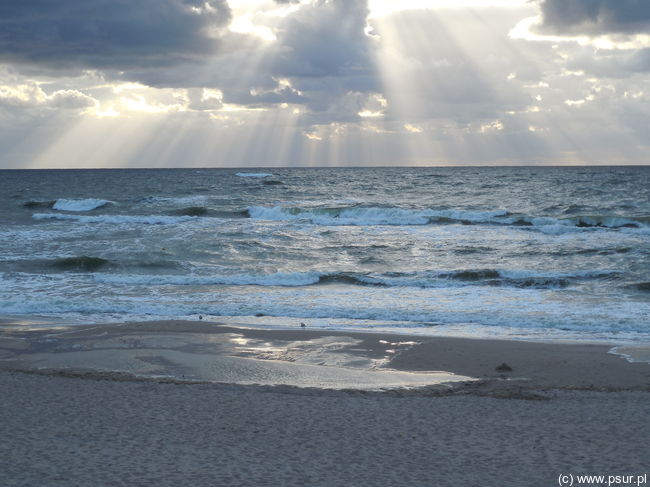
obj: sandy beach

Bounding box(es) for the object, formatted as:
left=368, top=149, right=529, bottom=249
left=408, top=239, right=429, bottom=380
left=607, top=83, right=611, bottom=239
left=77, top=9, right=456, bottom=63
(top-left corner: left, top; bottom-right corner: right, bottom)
left=1, top=320, right=649, bottom=486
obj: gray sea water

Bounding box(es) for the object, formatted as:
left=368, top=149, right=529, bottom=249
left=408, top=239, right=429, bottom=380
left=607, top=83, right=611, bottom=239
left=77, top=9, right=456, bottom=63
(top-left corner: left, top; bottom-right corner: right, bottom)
left=1, top=167, right=649, bottom=340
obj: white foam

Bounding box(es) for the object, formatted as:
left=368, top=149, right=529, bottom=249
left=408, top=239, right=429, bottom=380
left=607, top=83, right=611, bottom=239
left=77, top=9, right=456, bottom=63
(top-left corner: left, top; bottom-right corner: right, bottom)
left=621, top=227, right=650, bottom=236
left=532, top=224, right=579, bottom=235
left=140, top=195, right=208, bottom=206
left=354, top=268, right=618, bottom=289
left=498, top=269, right=618, bottom=280
left=87, top=268, right=615, bottom=290
left=52, top=199, right=112, bottom=212
left=432, top=209, right=509, bottom=222
left=236, top=172, right=273, bottom=178
left=3, top=283, right=649, bottom=339
left=609, top=346, right=650, bottom=364
left=32, top=213, right=195, bottom=225
left=247, top=206, right=509, bottom=226
left=93, top=271, right=323, bottom=287
left=526, top=215, right=650, bottom=234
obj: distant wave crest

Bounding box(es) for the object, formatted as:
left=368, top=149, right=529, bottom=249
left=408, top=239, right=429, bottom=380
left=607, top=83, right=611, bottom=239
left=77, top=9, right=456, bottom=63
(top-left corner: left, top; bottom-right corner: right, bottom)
left=247, top=204, right=650, bottom=232
left=247, top=205, right=508, bottom=226
left=236, top=172, right=273, bottom=178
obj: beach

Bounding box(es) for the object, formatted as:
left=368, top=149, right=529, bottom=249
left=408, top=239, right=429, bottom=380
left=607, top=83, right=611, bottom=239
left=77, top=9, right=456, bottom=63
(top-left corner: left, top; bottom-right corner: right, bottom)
left=2, top=320, right=649, bottom=486
left=2, top=0, right=650, bottom=482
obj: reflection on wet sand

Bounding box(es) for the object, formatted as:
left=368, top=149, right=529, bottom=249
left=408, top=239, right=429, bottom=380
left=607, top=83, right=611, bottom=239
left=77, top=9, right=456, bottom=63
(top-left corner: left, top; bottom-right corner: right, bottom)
left=0, top=320, right=474, bottom=390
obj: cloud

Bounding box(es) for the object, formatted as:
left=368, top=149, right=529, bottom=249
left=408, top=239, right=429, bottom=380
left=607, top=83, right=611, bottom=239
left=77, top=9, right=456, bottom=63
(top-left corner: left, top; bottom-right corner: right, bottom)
left=216, top=0, right=379, bottom=117
left=270, top=0, right=374, bottom=78
left=565, top=46, right=650, bottom=75
left=0, top=0, right=648, bottom=167
left=47, top=90, right=98, bottom=109
left=0, top=0, right=231, bottom=70
left=536, top=0, right=650, bottom=35
left=0, top=81, right=96, bottom=110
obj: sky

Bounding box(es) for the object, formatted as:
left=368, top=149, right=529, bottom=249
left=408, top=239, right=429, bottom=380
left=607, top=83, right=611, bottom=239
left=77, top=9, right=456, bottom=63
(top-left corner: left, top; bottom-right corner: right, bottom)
left=0, top=0, right=648, bottom=168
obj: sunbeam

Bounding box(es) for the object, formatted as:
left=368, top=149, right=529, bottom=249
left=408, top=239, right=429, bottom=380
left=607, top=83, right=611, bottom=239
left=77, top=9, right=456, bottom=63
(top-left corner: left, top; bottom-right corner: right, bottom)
left=1, top=0, right=646, bottom=167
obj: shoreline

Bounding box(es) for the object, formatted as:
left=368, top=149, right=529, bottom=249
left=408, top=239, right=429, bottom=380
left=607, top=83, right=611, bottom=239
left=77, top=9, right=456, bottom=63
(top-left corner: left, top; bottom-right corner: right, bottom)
left=2, top=319, right=649, bottom=395
left=3, top=313, right=649, bottom=345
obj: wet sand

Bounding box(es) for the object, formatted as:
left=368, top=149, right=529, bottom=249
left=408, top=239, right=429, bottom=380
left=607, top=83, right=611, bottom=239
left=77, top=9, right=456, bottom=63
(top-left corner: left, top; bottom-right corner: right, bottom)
left=2, top=319, right=649, bottom=393
left=1, top=319, right=649, bottom=486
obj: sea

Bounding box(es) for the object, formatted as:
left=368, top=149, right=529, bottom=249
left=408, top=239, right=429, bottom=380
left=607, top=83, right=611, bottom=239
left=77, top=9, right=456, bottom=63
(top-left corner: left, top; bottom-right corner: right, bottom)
left=1, top=166, right=649, bottom=341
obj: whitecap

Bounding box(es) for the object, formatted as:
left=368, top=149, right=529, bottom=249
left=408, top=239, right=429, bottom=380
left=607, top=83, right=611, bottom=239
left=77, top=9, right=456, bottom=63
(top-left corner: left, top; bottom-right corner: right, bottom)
left=32, top=213, right=195, bottom=225
left=139, top=195, right=208, bottom=206
left=52, top=199, right=112, bottom=212
left=92, top=271, right=323, bottom=287
left=247, top=205, right=509, bottom=226
left=236, top=172, right=273, bottom=178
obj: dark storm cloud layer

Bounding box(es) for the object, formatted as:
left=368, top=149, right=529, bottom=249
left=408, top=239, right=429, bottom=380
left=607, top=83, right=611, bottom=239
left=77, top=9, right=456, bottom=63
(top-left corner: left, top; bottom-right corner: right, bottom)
left=0, top=0, right=231, bottom=69
left=537, top=0, right=650, bottom=35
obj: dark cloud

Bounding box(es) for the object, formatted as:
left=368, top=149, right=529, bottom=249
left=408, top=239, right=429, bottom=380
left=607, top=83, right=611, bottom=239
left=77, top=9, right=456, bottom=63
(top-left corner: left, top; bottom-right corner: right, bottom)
left=270, top=0, right=373, bottom=78
left=256, top=0, right=379, bottom=115
left=0, top=0, right=231, bottom=70
left=178, top=0, right=378, bottom=117
left=536, top=0, right=650, bottom=35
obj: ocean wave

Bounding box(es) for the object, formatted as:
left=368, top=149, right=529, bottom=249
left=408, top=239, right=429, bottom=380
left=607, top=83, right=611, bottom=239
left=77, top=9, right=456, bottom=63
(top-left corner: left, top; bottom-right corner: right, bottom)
left=93, top=271, right=323, bottom=287
left=90, top=268, right=619, bottom=290
left=348, top=269, right=619, bottom=289
left=627, top=282, right=650, bottom=292
left=51, top=256, right=110, bottom=271
left=247, top=205, right=509, bottom=226
left=32, top=213, right=196, bottom=225
left=22, top=200, right=55, bottom=209
left=3, top=286, right=649, bottom=337
left=52, top=198, right=112, bottom=211
left=526, top=215, right=650, bottom=234
left=171, top=206, right=208, bottom=216
left=246, top=204, right=650, bottom=232
left=139, top=195, right=208, bottom=206
left=236, top=172, right=273, bottom=178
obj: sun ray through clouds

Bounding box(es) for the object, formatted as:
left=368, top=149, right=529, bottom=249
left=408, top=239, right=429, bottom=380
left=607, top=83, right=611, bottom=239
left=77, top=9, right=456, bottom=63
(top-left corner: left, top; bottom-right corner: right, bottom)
left=0, top=0, right=647, bottom=167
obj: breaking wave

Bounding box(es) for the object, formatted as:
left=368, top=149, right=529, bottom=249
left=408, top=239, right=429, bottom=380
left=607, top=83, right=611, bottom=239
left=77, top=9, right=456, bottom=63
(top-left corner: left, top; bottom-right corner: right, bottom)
left=247, top=204, right=650, bottom=232
left=139, top=195, right=208, bottom=206
left=94, top=271, right=323, bottom=287
left=51, top=256, right=110, bottom=271
left=52, top=199, right=112, bottom=211
left=32, top=213, right=196, bottom=225
left=247, top=205, right=508, bottom=226
left=92, top=268, right=619, bottom=290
